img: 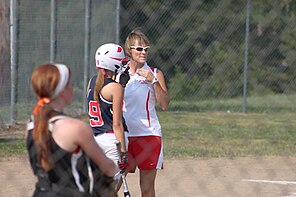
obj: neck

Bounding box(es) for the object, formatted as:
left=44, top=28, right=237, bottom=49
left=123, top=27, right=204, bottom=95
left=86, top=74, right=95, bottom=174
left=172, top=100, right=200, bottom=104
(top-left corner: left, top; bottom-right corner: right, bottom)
left=50, top=100, right=65, bottom=113
left=104, top=70, right=114, bottom=79
left=129, top=60, right=145, bottom=74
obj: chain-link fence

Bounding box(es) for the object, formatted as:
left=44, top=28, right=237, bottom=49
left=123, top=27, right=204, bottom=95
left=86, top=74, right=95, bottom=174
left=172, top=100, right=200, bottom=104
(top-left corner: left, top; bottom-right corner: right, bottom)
left=1, top=0, right=296, bottom=197
left=0, top=0, right=121, bottom=126
left=1, top=0, right=296, bottom=126
left=121, top=0, right=296, bottom=112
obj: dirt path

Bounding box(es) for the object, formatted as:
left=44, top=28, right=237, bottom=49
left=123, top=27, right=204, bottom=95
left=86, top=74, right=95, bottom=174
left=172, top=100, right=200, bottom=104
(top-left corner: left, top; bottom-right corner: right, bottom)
left=1, top=156, right=296, bottom=197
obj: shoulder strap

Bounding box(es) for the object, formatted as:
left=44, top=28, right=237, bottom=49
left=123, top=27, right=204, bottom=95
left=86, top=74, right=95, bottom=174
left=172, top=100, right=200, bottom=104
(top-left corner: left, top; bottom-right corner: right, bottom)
left=27, top=115, right=70, bottom=132
left=49, top=115, right=70, bottom=123
left=149, top=66, right=158, bottom=77
left=104, top=78, right=116, bottom=85
left=48, top=115, right=71, bottom=132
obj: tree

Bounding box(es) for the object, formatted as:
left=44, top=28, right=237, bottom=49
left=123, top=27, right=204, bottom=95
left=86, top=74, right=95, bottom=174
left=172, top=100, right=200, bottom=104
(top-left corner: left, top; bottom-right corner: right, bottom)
left=121, top=0, right=296, bottom=100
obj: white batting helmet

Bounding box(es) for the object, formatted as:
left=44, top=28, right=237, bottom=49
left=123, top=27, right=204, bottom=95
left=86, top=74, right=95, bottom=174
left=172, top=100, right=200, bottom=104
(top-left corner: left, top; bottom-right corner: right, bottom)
left=95, top=43, right=128, bottom=72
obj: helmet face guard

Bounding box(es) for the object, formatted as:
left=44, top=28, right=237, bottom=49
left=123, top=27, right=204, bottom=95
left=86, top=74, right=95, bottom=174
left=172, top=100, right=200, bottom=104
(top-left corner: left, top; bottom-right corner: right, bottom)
left=114, top=60, right=130, bottom=87
left=95, top=43, right=128, bottom=72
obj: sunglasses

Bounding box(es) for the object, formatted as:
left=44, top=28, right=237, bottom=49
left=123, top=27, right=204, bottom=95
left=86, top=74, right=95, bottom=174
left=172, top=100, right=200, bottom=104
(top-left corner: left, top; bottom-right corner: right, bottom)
left=130, top=46, right=150, bottom=52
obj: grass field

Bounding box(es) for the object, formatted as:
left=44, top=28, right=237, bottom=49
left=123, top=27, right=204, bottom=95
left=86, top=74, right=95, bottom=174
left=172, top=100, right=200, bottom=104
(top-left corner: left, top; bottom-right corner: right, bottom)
left=168, top=94, right=296, bottom=112
left=1, top=110, right=296, bottom=158
left=158, top=111, right=296, bottom=158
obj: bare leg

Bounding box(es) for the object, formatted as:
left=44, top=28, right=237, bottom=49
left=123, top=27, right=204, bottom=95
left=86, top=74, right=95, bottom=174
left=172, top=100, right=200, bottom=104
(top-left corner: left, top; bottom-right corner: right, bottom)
left=139, top=169, right=157, bottom=197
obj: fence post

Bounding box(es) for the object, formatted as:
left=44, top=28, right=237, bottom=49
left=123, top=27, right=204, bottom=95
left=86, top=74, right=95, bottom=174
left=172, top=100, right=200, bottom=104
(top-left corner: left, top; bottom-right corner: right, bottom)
left=10, top=0, right=18, bottom=124
left=50, top=0, right=56, bottom=63
left=83, top=0, right=91, bottom=112
left=242, top=0, right=250, bottom=113
left=116, top=0, right=120, bottom=44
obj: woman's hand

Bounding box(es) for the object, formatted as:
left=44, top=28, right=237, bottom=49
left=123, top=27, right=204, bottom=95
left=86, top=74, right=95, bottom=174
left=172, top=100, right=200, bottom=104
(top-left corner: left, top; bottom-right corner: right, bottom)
left=136, top=68, right=155, bottom=82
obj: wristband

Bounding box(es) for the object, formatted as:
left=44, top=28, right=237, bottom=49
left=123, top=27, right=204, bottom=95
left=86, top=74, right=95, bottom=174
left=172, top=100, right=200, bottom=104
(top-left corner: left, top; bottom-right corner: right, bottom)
left=152, top=77, right=159, bottom=84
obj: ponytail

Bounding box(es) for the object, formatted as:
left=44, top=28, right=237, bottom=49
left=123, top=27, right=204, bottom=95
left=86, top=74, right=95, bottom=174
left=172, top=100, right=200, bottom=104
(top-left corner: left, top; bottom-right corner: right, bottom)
left=94, top=69, right=105, bottom=102
left=33, top=102, right=55, bottom=171
left=30, top=63, right=70, bottom=171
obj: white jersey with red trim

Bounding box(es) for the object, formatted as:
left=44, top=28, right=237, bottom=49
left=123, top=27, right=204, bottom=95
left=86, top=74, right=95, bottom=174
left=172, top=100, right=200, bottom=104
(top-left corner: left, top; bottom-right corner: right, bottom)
left=123, top=62, right=162, bottom=137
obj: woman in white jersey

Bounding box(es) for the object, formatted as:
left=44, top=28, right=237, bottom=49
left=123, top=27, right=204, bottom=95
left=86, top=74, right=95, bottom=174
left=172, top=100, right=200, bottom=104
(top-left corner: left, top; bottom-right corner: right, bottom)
left=123, top=27, right=170, bottom=197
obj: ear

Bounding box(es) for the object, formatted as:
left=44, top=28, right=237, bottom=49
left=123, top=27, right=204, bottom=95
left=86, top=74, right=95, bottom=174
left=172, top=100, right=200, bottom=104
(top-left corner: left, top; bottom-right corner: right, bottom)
left=99, top=68, right=106, bottom=75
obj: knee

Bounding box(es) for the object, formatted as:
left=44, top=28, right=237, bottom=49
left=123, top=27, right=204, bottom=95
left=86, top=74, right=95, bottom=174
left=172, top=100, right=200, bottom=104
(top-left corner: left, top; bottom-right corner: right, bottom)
left=140, top=182, right=155, bottom=197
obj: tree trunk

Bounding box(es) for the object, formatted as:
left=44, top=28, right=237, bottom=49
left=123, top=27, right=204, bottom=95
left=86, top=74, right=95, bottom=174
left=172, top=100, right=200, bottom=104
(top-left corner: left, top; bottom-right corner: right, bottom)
left=0, top=0, right=10, bottom=105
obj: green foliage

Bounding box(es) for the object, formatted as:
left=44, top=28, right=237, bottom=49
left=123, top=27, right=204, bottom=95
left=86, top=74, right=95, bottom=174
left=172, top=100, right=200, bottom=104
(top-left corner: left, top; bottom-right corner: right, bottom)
left=122, top=0, right=296, bottom=99
left=168, top=66, right=201, bottom=100
left=7, top=0, right=296, bottom=114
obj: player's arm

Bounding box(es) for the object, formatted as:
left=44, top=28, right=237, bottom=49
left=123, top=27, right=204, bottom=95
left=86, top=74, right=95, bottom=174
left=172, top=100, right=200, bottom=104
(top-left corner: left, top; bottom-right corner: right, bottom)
left=73, top=120, right=117, bottom=177
left=136, top=68, right=170, bottom=111
left=111, top=83, right=127, bottom=153
left=153, top=69, right=170, bottom=111
left=53, top=118, right=117, bottom=177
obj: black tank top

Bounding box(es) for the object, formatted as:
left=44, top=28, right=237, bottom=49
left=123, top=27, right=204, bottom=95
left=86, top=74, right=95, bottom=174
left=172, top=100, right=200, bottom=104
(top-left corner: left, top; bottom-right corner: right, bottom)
left=26, top=115, right=112, bottom=196
left=87, top=76, right=128, bottom=135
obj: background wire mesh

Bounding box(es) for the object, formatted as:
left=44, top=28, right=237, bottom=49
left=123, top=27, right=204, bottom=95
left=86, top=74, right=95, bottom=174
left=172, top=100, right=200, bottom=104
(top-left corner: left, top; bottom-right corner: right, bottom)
left=1, top=0, right=296, bottom=196
left=1, top=0, right=296, bottom=125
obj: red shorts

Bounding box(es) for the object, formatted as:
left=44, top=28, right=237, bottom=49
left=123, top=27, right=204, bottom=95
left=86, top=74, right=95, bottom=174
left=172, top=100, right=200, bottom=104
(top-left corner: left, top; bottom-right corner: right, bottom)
left=127, top=136, right=163, bottom=172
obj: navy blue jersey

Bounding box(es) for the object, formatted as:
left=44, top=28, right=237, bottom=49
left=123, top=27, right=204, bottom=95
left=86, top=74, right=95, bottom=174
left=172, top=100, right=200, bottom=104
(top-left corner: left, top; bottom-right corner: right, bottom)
left=87, top=76, right=128, bottom=135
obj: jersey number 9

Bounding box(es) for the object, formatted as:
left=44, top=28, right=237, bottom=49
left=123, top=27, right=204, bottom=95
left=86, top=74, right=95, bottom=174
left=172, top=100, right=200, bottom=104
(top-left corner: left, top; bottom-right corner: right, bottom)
left=88, top=101, right=104, bottom=127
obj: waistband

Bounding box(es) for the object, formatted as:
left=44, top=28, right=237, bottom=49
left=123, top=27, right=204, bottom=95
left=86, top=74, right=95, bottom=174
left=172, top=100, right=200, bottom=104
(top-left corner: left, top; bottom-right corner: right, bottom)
left=94, top=131, right=114, bottom=136
left=94, top=130, right=128, bottom=136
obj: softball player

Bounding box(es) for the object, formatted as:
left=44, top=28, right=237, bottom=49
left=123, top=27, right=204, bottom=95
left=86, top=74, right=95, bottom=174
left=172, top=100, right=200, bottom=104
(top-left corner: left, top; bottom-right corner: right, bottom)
left=87, top=43, right=130, bottom=191
left=123, top=28, right=170, bottom=197
left=27, top=63, right=117, bottom=196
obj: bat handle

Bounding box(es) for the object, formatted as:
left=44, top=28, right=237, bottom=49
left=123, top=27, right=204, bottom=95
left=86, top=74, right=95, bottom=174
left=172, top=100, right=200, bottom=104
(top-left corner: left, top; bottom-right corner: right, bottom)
left=115, top=141, right=131, bottom=197
left=124, top=192, right=131, bottom=197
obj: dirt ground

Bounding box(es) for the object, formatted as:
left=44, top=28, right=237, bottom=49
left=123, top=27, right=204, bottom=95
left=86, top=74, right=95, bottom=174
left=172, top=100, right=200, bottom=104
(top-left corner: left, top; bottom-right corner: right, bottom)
left=1, top=156, right=296, bottom=197
left=1, top=123, right=296, bottom=197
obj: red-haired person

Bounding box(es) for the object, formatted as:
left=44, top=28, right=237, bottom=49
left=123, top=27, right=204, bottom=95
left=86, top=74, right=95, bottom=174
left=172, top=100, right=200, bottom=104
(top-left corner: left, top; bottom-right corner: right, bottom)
left=123, top=28, right=170, bottom=197
left=27, top=63, right=117, bottom=196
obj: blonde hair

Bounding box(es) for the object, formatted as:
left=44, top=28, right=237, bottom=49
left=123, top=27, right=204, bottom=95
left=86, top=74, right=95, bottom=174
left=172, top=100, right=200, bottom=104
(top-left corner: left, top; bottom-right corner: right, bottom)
left=125, top=27, right=150, bottom=57
left=93, top=69, right=105, bottom=102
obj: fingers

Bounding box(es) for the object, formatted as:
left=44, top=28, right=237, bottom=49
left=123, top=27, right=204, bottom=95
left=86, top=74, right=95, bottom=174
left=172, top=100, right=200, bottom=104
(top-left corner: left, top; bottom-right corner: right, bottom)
left=136, top=68, right=153, bottom=81
left=136, top=68, right=145, bottom=76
